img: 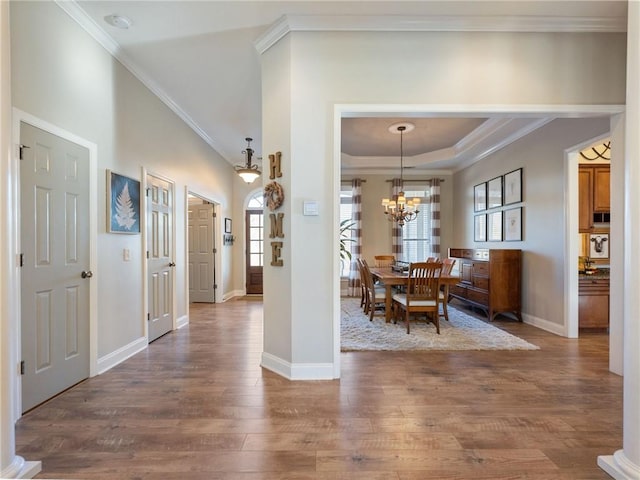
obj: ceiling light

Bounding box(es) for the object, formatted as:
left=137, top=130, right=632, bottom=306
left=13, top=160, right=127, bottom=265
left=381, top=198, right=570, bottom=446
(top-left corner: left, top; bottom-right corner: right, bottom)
left=381, top=124, right=420, bottom=227
left=235, top=137, right=261, bottom=184
left=104, top=14, right=132, bottom=30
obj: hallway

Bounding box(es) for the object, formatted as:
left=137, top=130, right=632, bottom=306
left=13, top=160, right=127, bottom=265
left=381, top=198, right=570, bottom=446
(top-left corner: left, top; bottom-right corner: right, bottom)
left=16, top=298, right=621, bottom=479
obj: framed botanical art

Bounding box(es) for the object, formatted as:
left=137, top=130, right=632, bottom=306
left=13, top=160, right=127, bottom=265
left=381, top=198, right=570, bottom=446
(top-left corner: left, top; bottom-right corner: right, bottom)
left=474, top=182, right=487, bottom=212
left=107, top=170, right=141, bottom=234
left=487, top=211, right=503, bottom=241
left=487, top=176, right=503, bottom=209
left=504, top=207, right=523, bottom=241
left=474, top=214, right=487, bottom=242
left=504, top=168, right=523, bottom=205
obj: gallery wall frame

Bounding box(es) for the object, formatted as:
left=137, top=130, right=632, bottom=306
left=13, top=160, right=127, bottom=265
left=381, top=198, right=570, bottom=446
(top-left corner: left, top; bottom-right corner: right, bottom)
left=474, top=214, right=487, bottom=242
left=487, top=176, right=503, bottom=209
left=504, top=207, right=523, bottom=241
left=474, top=182, right=487, bottom=212
left=487, top=211, right=503, bottom=241
left=107, top=170, right=141, bottom=234
left=504, top=168, right=523, bottom=205
left=224, top=217, right=232, bottom=234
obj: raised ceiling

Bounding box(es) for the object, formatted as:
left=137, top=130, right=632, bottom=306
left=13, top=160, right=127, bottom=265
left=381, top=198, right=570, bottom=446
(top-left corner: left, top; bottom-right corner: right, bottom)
left=63, top=1, right=627, bottom=173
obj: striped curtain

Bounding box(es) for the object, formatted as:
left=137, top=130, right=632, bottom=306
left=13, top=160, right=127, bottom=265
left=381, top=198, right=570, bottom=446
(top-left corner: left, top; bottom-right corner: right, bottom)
left=391, top=178, right=403, bottom=259
left=347, top=179, right=362, bottom=297
left=430, top=178, right=441, bottom=257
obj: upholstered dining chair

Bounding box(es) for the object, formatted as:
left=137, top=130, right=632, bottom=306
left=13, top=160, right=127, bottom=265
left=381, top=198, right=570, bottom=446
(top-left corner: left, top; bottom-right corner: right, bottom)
left=374, top=255, right=395, bottom=267
left=392, top=261, right=442, bottom=334
left=360, top=259, right=387, bottom=321
left=439, top=258, right=456, bottom=321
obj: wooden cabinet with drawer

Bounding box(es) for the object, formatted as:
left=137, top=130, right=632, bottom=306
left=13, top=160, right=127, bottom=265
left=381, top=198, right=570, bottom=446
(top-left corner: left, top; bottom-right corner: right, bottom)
left=579, top=277, right=609, bottom=330
left=448, top=248, right=522, bottom=321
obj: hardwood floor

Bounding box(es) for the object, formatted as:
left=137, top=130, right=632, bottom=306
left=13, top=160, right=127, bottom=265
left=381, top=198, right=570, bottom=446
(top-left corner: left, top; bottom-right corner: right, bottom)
left=16, top=298, right=621, bottom=479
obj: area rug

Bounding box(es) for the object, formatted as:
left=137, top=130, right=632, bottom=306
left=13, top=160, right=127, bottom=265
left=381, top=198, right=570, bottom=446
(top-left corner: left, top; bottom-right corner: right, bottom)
left=341, top=297, right=539, bottom=351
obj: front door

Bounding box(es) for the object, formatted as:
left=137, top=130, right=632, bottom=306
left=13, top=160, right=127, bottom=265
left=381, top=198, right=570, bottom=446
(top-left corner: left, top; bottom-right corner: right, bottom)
left=245, top=209, right=263, bottom=294
left=188, top=202, right=216, bottom=303
left=147, top=174, right=174, bottom=342
left=20, top=122, right=90, bottom=412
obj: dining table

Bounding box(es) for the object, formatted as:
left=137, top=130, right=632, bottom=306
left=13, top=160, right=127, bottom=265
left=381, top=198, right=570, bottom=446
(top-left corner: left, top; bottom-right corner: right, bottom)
left=369, top=266, right=461, bottom=323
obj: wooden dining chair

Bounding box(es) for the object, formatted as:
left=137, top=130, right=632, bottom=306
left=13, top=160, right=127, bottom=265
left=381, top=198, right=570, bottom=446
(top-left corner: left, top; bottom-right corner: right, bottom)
left=439, top=258, right=456, bottom=321
left=392, top=261, right=443, bottom=334
left=374, top=255, right=395, bottom=267
left=355, top=258, right=368, bottom=311
left=360, top=259, right=386, bottom=321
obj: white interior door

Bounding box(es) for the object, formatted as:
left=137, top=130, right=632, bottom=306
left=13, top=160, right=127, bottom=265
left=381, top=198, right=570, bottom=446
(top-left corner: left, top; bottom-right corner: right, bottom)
left=188, top=202, right=216, bottom=303
left=20, top=122, right=90, bottom=412
left=147, top=174, right=174, bottom=342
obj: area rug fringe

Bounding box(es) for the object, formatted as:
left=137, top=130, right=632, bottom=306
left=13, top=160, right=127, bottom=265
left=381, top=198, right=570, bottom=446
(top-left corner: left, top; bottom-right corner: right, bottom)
left=341, top=297, right=539, bottom=351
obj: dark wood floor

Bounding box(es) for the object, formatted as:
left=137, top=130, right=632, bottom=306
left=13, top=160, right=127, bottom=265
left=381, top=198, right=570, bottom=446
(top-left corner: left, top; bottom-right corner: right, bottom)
left=16, top=298, right=621, bottom=479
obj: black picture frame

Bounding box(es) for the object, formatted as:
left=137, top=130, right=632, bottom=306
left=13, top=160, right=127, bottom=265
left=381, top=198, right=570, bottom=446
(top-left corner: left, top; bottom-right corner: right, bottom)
left=504, top=168, right=523, bottom=205
left=474, top=214, right=487, bottom=242
left=224, top=218, right=232, bottom=234
left=107, top=170, right=141, bottom=234
left=487, top=176, right=503, bottom=209
left=487, top=211, right=503, bottom=242
left=504, top=207, right=523, bottom=241
left=474, top=182, right=487, bottom=212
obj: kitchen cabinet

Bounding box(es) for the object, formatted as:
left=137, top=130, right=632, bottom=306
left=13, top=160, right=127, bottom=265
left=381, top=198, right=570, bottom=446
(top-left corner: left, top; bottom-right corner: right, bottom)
left=579, top=277, right=609, bottom=330
left=579, top=165, right=610, bottom=232
left=448, top=248, right=522, bottom=321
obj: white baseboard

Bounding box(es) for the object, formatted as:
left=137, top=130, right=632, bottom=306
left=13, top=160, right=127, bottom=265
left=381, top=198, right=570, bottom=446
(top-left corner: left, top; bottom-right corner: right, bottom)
left=261, top=352, right=337, bottom=380
left=222, top=289, right=245, bottom=302
left=522, top=312, right=566, bottom=337
left=97, top=336, right=147, bottom=375
left=1, top=455, right=41, bottom=479
left=176, top=314, right=188, bottom=329
left=598, top=451, right=640, bottom=479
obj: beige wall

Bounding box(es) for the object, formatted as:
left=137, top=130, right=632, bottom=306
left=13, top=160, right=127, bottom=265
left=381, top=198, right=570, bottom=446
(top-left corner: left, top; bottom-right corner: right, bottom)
left=453, top=117, right=611, bottom=326
left=342, top=173, right=454, bottom=265
left=10, top=2, right=235, bottom=359
left=260, top=27, right=625, bottom=377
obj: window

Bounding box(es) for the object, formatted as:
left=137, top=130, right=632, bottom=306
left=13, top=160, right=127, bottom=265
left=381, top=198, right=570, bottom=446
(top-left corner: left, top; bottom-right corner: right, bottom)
left=400, top=186, right=432, bottom=263
left=340, top=185, right=353, bottom=277
left=247, top=191, right=264, bottom=267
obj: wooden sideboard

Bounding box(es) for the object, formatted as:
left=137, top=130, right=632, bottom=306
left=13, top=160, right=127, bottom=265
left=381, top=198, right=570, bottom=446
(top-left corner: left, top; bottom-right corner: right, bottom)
left=448, top=248, right=522, bottom=321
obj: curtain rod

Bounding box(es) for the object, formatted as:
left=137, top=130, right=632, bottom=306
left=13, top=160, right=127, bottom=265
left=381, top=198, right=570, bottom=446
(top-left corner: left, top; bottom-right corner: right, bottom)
left=385, top=178, right=445, bottom=183
left=340, top=179, right=367, bottom=183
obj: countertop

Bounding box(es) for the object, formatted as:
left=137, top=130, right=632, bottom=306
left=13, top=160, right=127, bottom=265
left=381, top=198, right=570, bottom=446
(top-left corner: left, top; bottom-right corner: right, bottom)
left=579, top=268, right=610, bottom=280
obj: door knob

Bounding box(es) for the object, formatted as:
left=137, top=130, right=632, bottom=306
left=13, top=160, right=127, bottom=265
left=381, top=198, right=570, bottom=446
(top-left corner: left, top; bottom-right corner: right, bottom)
left=169, top=262, right=176, bottom=267
left=81, top=270, right=93, bottom=279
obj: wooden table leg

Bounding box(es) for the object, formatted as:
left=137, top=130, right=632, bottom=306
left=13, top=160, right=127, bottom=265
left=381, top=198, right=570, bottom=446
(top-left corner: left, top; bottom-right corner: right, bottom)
left=385, top=284, right=393, bottom=323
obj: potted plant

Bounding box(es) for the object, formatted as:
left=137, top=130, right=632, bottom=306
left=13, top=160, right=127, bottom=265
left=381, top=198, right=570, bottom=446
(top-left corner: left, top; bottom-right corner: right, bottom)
left=340, top=219, right=355, bottom=267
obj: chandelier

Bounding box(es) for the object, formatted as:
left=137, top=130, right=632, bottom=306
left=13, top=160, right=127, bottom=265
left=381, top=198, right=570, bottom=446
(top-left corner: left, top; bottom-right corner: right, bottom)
left=235, top=137, right=261, bottom=183
left=381, top=124, right=420, bottom=226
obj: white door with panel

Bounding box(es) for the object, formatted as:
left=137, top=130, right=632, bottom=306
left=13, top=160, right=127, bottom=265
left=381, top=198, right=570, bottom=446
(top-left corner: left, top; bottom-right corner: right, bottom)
left=188, top=203, right=216, bottom=303
left=20, top=122, right=90, bottom=412
left=147, top=174, right=174, bottom=342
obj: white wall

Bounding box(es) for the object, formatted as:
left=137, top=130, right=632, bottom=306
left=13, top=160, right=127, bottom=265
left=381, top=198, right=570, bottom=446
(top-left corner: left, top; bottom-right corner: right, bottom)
left=453, top=118, right=611, bottom=327
left=10, top=2, right=235, bottom=359
left=260, top=28, right=626, bottom=377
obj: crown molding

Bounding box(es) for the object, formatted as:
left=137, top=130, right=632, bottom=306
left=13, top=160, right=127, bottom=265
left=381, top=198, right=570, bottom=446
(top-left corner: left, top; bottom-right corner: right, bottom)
left=54, top=1, right=232, bottom=162
left=255, top=14, right=627, bottom=54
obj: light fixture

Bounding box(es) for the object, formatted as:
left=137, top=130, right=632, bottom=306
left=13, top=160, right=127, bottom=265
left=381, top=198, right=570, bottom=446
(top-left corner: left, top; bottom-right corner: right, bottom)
left=235, top=137, right=261, bottom=183
left=104, top=14, right=132, bottom=30
left=381, top=124, right=420, bottom=227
